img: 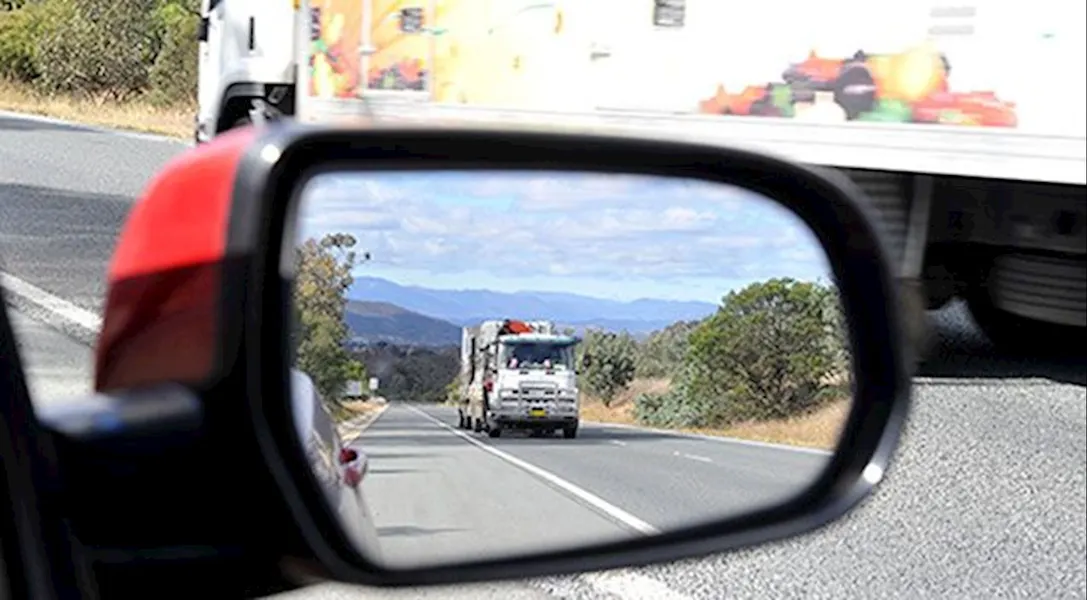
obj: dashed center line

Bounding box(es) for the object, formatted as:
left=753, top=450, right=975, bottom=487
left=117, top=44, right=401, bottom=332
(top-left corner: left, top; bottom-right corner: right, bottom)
left=674, top=451, right=713, bottom=463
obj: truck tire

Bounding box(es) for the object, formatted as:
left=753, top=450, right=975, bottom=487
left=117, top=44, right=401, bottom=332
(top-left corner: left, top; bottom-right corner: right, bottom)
left=562, top=425, right=578, bottom=439
left=966, top=289, right=1084, bottom=357
left=965, top=253, right=1086, bottom=357
left=488, top=426, right=502, bottom=438
left=472, top=417, right=483, bottom=433
left=456, top=411, right=466, bottom=429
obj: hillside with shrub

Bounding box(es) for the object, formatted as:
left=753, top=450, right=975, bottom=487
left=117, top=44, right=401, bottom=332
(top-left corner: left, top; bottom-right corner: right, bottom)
left=1, top=0, right=198, bottom=133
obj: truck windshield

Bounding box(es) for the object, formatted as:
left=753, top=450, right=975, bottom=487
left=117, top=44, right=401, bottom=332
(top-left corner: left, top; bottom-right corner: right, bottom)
left=501, top=343, right=575, bottom=370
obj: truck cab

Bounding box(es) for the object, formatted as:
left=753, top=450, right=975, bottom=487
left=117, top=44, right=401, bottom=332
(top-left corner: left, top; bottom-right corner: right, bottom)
left=459, top=320, right=582, bottom=439
left=195, top=0, right=299, bottom=144
left=484, top=333, right=582, bottom=439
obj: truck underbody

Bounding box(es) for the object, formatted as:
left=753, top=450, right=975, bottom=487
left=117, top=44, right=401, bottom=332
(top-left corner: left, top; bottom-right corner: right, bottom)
left=847, top=169, right=1086, bottom=361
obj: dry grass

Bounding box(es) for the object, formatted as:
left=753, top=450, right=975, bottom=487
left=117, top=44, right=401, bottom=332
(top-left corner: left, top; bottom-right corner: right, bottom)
left=0, top=79, right=192, bottom=139
left=341, top=399, right=386, bottom=416
left=581, top=377, right=850, bottom=450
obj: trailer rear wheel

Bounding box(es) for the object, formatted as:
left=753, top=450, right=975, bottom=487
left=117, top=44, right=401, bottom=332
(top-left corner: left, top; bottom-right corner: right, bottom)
left=966, top=290, right=1084, bottom=357
left=965, top=253, right=1086, bottom=357
left=562, top=425, right=578, bottom=439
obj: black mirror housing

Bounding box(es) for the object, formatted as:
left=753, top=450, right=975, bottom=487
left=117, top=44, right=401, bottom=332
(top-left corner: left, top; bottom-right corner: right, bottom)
left=218, top=124, right=910, bottom=589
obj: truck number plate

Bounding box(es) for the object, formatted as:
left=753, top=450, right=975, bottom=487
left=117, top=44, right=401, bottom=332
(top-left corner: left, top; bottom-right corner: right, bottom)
left=529, top=408, right=546, bottom=418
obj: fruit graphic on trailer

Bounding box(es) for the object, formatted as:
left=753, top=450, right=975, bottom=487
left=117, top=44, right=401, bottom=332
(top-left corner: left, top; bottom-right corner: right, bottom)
left=883, top=44, right=947, bottom=103
left=311, top=12, right=352, bottom=98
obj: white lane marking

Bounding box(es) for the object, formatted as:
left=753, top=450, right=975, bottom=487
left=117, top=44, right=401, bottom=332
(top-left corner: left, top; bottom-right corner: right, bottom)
left=0, top=109, right=191, bottom=146
left=584, top=420, right=833, bottom=456
left=1, top=272, right=103, bottom=332
left=404, top=404, right=660, bottom=536
left=673, top=451, right=712, bottom=464
left=609, top=439, right=627, bottom=447
left=582, top=569, right=695, bottom=600
left=1, top=275, right=698, bottom=600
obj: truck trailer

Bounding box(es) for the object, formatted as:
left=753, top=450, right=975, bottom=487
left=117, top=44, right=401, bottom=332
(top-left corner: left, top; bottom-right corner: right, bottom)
left=458, top=319, right=581, bottom=439
left=197, top=0, right=1087, bottom=359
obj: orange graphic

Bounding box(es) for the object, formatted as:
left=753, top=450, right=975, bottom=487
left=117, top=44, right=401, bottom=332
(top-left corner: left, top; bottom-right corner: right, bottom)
left=365, top=1, right=434, bottom=92
left=308, top=0, right=363, bottom=98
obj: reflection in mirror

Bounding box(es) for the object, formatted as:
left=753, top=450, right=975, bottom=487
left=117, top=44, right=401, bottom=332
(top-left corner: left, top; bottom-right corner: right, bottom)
left=287, top=170, right=853, bottom=570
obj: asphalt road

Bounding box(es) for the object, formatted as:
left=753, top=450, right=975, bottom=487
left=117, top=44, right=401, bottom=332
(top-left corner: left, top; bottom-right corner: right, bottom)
left=355, top=402, right=828, bottom=569
left=2, top=111, right=1085, bottom=599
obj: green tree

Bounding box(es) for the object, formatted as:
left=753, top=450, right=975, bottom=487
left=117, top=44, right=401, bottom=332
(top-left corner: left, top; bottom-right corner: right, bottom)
left=0, top=4, right=39, bottom=81
left=352, top=344, right=459, bottom=403
left=635, top=320, right=699, bottom=378
left=146, top=0, right=199, bottom=105
left=683, top=278, right=844, bottom=423
left=293, top=233, right=367, bottom=403
left=578, top=329, right=637, bottom=406
left=33, top=0, right=158, bottom=99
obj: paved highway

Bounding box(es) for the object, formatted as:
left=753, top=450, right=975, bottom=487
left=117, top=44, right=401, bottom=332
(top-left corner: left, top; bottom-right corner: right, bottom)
left=2, top=111, right=1085, bottom=599
left=356, top=403, right=828, bottom=569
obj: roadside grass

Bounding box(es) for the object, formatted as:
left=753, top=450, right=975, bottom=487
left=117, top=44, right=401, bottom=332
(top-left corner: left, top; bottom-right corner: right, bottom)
left=0, top=80, right=191, bottom=139
left=330, top=399, right=386, bottom=421
left=580, top=377, right=849, bottom=450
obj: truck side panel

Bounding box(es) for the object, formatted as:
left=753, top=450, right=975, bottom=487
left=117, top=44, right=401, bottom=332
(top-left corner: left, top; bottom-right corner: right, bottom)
left=295, top=0, right=1085, bottom=180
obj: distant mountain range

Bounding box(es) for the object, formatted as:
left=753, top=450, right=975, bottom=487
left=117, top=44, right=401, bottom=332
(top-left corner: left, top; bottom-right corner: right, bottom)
left=345, top=276, right=718, bottom=342
left=344, top=300, right=462, bottom=347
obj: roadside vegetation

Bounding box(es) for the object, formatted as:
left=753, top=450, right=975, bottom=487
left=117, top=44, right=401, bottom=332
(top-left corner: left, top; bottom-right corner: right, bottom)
left=576, top=278, right=852, bottom=449
left=295, top=233, right=853, bottom=448
left=0, top=0, right=196, bottom=136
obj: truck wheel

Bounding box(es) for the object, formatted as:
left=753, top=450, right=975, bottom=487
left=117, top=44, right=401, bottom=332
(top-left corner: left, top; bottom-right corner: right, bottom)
left=472, top=418, right=483, bottom=433
left=966, top=289, right=1084, bottom=357
left=488, top=427, right=502, bottom=438
left=562, top=425, right=578, bottom=439
left=456, top=411, right=465, bottom=429
left=965, top=254, right=1086, bottom=357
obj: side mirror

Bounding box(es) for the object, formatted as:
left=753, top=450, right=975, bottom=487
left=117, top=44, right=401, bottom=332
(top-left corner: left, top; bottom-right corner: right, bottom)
left=86, top=124, right=909, bottom=591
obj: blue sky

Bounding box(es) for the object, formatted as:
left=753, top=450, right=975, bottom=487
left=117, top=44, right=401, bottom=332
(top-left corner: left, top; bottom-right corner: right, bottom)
left=295, top=171, right=833, bottom=304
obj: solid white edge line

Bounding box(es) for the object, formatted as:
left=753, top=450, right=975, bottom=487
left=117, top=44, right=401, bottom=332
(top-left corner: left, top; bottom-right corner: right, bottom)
left=0, top=270, right=697, bottom=600
left=404, top=403, right=661, bottom=536
left=583, top=420, right=834, bottom=456
left=1, top=272, right=103, bottom=332
left=0, top=109, right=191, bottom=146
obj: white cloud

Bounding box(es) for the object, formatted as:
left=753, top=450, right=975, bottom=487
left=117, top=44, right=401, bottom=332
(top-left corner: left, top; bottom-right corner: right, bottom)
left=296, top=171, right=832, bottom=297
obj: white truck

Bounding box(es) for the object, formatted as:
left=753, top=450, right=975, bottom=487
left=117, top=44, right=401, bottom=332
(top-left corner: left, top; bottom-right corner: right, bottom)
left=457, top=319, right=581, bottom=439
left=197, top=0, right=1086, bottom=358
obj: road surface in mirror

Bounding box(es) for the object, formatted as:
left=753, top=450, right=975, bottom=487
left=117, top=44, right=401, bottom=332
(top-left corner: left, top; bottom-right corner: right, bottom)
left=289, top=170, right=853, bottom=569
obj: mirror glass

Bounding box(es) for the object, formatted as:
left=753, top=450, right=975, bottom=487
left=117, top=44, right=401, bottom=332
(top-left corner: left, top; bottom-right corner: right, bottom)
left=287, top=169, right=854, bottom=570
